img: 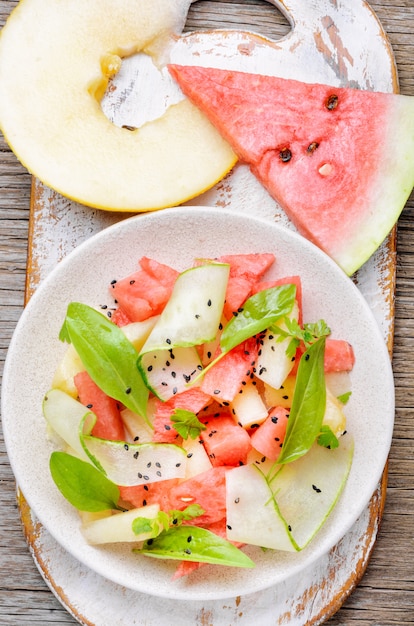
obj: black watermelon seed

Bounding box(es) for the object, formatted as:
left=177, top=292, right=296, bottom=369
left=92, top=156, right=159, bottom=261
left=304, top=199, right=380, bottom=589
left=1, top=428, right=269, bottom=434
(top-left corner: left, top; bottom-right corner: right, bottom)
left=279, top=147, right=292, bottom=162
left=307, top=141, right=320, bottom=153
left=326, top=94, right=339, bottom=110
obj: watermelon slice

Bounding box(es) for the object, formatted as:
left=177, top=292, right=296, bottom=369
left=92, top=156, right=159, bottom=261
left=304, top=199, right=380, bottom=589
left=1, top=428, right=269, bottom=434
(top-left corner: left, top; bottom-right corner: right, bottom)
left=168, top=65, right=414, bottom=275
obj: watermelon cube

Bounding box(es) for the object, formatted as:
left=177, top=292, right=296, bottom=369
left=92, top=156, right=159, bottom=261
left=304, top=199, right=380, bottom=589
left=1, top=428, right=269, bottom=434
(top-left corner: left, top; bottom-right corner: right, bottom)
left=74, top=370, right=125, bottom=441
left=168, top=466, right=227, bottom=525
left=199, top=413, right=252, bottom=467
left=250, top=406, right=290, bottom=461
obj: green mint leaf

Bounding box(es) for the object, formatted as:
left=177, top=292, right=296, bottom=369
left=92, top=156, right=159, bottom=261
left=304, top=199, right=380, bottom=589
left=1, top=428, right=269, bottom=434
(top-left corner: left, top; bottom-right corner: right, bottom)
left=49, top=451, right=121, bottom=512
left=58, top=319, right=71, bottom=343
left=169, top=504, right=205, bottom=525
left=317, top=425, right=339, bottom=449
left=337, top=391, right=352, bottom=404
left=170, top=409, right=207, bottom=439
left=277, top=337, right=327, bottom=464
left=220, top=284, right=297, bottom=354
left=134, top=525, right=255, bottom=568
left=132, top=511, right=170, bottom=537
left=272, top=317, right=331, bottom=351
left=61, top=303, right=149, bottom=422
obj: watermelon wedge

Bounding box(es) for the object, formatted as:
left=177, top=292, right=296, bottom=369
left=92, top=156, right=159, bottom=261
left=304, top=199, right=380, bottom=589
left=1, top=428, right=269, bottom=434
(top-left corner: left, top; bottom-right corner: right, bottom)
left=168, top=65, right=414, bottom=275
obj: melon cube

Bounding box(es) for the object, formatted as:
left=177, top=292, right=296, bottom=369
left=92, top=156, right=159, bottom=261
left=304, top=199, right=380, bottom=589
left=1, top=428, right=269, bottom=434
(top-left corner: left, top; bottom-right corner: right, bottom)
left=230, top=380, right=268, bottom=429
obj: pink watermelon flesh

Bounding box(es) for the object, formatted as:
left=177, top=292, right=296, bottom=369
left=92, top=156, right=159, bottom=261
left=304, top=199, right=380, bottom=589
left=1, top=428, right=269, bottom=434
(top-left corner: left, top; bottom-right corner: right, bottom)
left=168, top=466, right=227, bottom=525
left=74, top=370, right=125, bottom=441
left=119, top=478, right=179, bottom=511
left=110, top=257, right=178, bottom=321
left=200, top=337, right=259, bottom=402
left=250, top=406, right=289, bottom=461
left=199, top=414, right=252, bottom=467
left=152, top=387, right=212, bottom=443
left=218, top=252, right=275, bottom=318
left=169, top=65, right=414, bottom=275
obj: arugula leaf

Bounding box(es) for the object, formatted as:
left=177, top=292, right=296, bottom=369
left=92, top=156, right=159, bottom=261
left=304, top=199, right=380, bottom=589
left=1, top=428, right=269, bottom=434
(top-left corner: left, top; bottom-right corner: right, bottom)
left=170, top=409, right=207, bottom=439
left=49, top=451, right=122, bottom=512
left=135, top=525, right=255, bottom=568
left=60, top=303, right=149, bottom=422
left=317, top=425, right=339, bottom=449
left=220, top=285, right=297, bottom=353
left=277, top=337, right=327, bottom=464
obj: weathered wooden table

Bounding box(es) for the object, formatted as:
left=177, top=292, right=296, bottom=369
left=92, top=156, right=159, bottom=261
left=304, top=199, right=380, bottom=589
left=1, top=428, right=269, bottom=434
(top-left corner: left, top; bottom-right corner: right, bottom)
left=0, top=0, right=413, bottom=624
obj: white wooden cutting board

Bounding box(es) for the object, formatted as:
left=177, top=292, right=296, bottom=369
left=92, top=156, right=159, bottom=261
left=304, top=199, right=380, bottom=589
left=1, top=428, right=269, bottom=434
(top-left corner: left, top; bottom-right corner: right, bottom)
left=22, top=0, right=397, bottom=623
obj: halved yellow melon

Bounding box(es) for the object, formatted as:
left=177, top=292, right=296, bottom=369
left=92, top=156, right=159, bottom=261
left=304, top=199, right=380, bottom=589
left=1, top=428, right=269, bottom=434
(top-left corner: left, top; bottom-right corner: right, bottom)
left=0, top=0, right=236, bottom=211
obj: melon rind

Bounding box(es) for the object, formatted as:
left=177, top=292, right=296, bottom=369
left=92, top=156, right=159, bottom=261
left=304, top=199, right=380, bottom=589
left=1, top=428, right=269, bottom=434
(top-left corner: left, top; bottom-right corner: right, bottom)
left=0, top=0, right=237, bottom=211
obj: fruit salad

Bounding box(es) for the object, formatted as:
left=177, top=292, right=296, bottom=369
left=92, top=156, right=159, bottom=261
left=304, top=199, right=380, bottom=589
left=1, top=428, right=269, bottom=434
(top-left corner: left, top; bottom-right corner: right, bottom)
left=43, top=253, right=354, bottom=578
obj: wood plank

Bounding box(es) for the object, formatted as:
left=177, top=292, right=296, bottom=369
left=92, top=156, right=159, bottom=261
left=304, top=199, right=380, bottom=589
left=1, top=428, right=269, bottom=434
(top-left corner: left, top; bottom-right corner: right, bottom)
left=0, top=0, right=413, bottom=624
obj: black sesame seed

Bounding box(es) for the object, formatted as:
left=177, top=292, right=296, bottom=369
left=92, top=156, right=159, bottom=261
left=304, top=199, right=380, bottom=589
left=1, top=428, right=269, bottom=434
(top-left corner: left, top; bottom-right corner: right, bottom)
left=161, top=381, right=168, bottom=386
left=130, top=279, right=135, bottom=285
left=312, top=484, right=322, bottom=493
left=86, top=404, right=93, bottom=409
left=143, top=475, right=150, bottom=481
left=166, top=338, right=172, bottom=345
left=305, top=354, right=310, bottom=361
left=147, top=462, right=152, bottom=468
left=234, top=497, right=240, bottom=504
left=147, top=365, right=153, bottom=372
left=187, top=453, right=193, bottom=458
left=134, top=436, right=139, bottom=442
left=187, top=535, right=192, bottom=543
left=143, top=499, right=147, bottom=506
left=125, top=387, right=131, bottom=394
left=271, top=416, right=278, bottom=424
left=184, top=548, right=192, bottom=555
left=165, top=425, right=171, bottom=431
left=144, top=485, right=149, bottom=491
left=207, top=299, right=212, bottom=307
left=124, top=444, right=129, bottom=451
left=213, top=389, right=221, bottom=395
left=227, top=525, right=232, bottom=530
left=133, top=451, right=139, bottom=459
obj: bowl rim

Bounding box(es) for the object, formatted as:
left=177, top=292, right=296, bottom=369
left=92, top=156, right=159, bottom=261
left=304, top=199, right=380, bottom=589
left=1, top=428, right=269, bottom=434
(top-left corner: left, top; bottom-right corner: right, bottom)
left=1, top=206, right=394, bottom=600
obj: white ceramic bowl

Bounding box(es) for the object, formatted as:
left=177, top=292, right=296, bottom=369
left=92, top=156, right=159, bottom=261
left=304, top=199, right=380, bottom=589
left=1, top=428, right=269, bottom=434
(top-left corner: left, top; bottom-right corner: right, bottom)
left=2, top=207, right=394, bottom=601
